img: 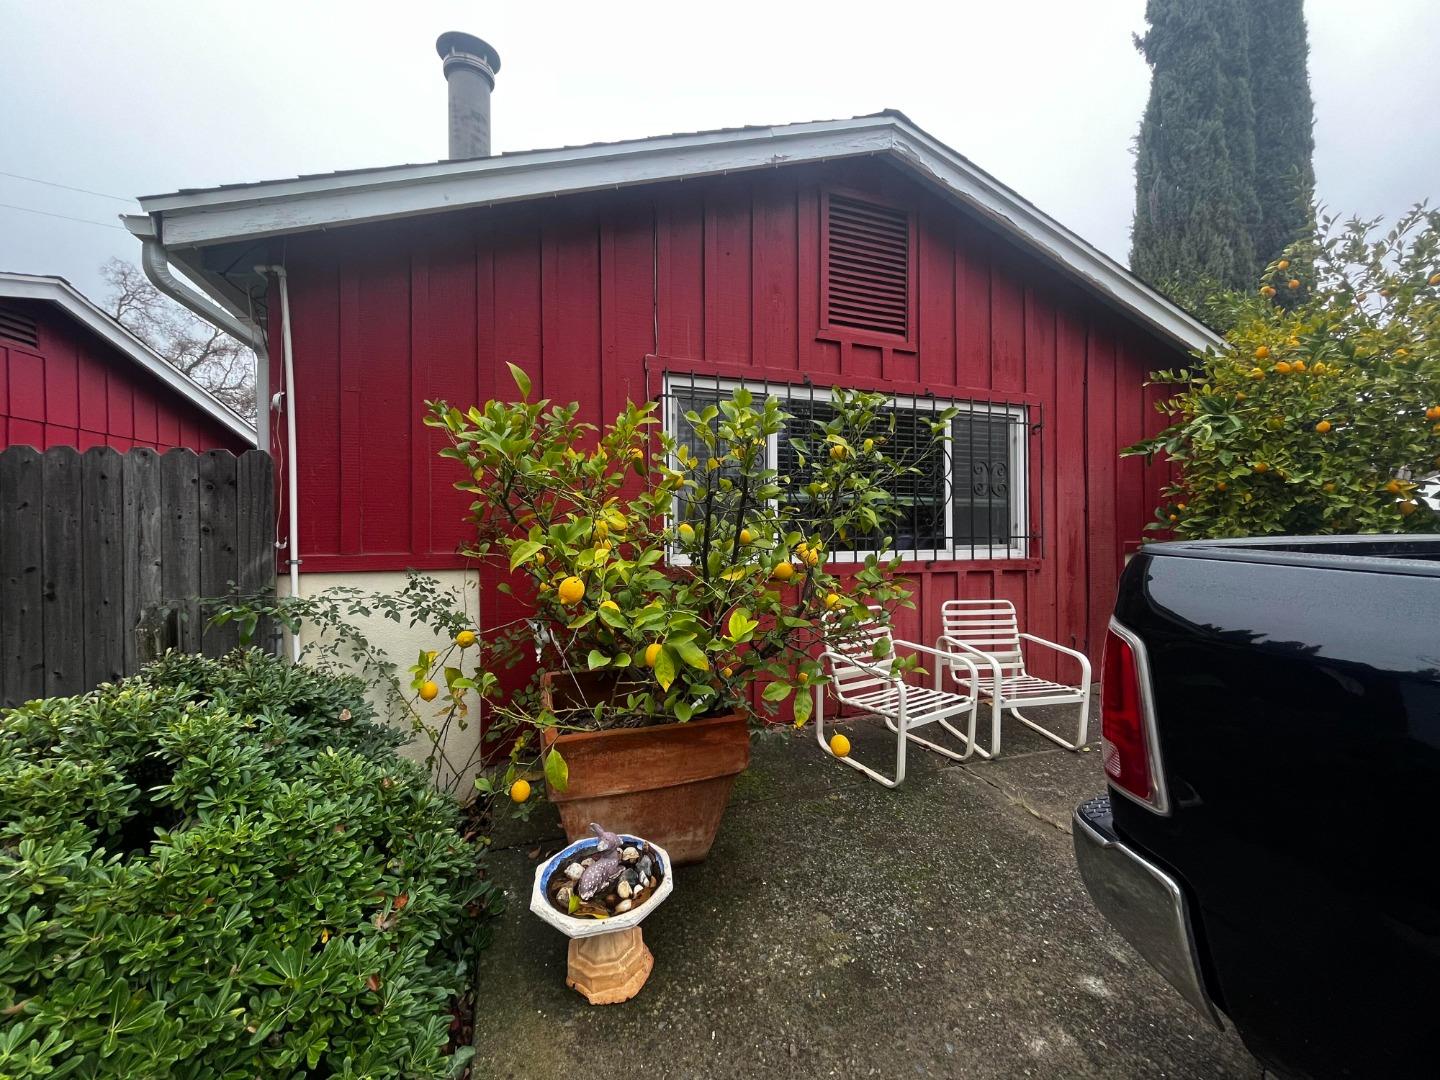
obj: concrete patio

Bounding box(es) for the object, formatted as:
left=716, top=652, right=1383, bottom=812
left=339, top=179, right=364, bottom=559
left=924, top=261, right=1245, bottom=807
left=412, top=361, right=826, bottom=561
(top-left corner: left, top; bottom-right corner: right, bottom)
left=473, top=709, right=1258, bottom=1079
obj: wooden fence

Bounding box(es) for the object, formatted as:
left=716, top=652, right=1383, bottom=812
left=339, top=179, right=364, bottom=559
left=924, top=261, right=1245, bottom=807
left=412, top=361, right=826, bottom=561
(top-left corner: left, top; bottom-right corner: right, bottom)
left=0, top=446, right=276, bottom=707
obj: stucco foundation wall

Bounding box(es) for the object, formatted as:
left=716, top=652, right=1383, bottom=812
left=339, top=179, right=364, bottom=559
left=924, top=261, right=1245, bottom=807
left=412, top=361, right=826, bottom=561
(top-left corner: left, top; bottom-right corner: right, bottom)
left=281, top=568, right=484, bottom=794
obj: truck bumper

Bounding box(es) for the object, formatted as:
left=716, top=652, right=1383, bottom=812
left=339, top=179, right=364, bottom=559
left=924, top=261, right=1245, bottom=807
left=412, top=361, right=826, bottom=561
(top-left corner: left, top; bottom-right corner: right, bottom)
left=1073, top=795, right=1223, bottom=1027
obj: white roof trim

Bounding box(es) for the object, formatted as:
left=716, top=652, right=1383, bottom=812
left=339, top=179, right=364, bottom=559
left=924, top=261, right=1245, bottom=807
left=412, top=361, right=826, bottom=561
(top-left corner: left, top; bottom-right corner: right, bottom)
left=132, top=114, right=1221, bottom=353
left=0, top=273, right=256, bottom=443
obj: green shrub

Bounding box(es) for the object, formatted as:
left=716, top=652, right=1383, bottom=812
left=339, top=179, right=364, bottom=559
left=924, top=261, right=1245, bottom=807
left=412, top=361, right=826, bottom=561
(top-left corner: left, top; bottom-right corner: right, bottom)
left=0, top=650, right=495, bottom=1078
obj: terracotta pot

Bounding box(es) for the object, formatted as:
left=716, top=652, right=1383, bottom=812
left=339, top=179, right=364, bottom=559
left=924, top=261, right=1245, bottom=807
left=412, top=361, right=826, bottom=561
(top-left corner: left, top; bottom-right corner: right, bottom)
left=539, top=671, right=750, bottom=864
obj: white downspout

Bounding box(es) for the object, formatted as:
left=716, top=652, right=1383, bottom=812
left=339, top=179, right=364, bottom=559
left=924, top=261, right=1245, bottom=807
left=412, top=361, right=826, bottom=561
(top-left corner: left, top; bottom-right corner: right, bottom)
left=256, top=264, right=302, bottom=661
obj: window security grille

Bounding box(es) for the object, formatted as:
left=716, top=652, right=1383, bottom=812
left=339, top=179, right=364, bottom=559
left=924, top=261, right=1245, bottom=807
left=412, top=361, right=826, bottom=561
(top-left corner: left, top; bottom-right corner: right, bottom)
left=662, top=373, right=1037, bottom=561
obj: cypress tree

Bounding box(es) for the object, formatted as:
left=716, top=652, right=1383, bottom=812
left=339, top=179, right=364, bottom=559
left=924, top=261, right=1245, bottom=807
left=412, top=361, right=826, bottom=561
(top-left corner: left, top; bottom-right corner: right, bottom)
left=1130, top=0, right=1315, bottom=300
left=1130, top=0, right=1257, bottom=295
left=1247, top=1, right=1316, bottom=266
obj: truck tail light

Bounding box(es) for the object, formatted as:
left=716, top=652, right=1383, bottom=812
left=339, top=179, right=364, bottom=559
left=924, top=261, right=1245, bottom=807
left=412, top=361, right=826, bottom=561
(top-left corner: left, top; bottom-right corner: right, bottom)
left=1100, top=619, right=1168, bottom=814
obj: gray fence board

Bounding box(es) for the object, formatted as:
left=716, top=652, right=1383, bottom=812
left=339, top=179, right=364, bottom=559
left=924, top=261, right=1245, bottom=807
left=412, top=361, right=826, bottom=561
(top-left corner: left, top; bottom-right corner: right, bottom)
left=199, top=450, right=240, bottom=657
left=41, top=448, right=84, bottom=697
left=0, top=446, right=45, bottom=702
left=81, top=448, right=126, bottom=689
left=0, top=446, right=276, bottom=707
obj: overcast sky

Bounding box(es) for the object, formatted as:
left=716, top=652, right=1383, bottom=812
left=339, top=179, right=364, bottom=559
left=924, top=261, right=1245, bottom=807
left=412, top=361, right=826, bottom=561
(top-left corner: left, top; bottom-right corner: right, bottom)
left=2, top=0, right=1436, bottom=301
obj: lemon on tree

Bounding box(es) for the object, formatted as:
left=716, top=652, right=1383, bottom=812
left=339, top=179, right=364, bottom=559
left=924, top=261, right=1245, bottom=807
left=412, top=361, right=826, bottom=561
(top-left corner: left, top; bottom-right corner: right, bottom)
left=455, top=629, right=477, bottom=648
left=510, top=779, right=531, bottom=803
left=557, top=576, right=586, bottom=605
left=419, top=680, right=439, bottom=702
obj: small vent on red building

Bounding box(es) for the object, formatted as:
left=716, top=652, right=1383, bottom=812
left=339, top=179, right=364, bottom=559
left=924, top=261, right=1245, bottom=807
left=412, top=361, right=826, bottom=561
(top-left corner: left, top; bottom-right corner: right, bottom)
left=825, top=194, right=912, bottom=340
left=0, top=306, right=38, bottom=348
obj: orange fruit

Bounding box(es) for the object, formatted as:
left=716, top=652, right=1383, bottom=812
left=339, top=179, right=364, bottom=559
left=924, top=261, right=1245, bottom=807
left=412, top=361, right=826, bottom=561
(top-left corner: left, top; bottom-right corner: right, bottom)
left=1273, top=361, right=1293, bottom=374
left=1315, top=420, right=1332, bottom=434
left=1215, top=481, right=1227, bottom=492
left=644, top=643, right=662, bottom=668
left=419, top=681, right=439, bottom=702
left=1425, top=406, right=1440, bottom=421
left=828, top=733, right=851, bottom=758
left=1277, top=259, right=1290, bottom=271
left=1254, top=345, right=1271, bottom=360
left=1292, top=359, right=1306, bottom=372
left=455, top=630, right=477, bottom=649
left=1249, top=368, right=1266, bottom=380
left=557, top=576, right=586, bottom=605
left=1399, top=501, right=1418, bottom=517
left=1288, top=278, right=1301, bottom=290
left=1261, top=285, right=1277, bottom=298
left=772, top=561, right=796, bottom=582
left=510, top=779, right=531, bottom=803
left=1253, top=462, right=1270, bottom=474
left=1168, top=513, right=1178, bottom=522
left=1322, top=482, right=1337, bottom=493
left=1384, top=479, right=1403, bottom=495
left=1235, top=391, right=1247, bottom=401
left=1430, top=273, right=1440, bottom=286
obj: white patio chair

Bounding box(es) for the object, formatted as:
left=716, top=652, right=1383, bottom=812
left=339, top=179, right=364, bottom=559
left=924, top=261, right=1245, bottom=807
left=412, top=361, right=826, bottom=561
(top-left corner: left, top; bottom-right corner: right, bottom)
left=813, top=609, right=983, bottom=788
left=936, top=598, right=1092, bottom=759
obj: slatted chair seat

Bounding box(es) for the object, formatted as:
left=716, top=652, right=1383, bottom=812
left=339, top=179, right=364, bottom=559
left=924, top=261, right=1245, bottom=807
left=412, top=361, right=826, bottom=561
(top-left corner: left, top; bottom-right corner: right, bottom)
left=813, top=607, right=983, bottom=788
left=936, top=599, right=1093, bottom=759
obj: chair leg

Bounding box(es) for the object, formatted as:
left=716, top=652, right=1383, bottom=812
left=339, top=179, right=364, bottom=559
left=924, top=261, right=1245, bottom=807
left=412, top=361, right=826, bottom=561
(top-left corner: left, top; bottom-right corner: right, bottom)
left=818, top=691, right=906, bottom=788
left=1011, top=688, right=1091, bottom=752
left=881, top=707, right=979, bottom=764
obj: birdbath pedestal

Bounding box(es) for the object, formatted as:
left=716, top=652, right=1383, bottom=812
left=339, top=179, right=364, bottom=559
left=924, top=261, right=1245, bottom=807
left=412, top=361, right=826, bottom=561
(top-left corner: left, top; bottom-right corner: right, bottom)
left=530, top=833, right=674, bottom=1005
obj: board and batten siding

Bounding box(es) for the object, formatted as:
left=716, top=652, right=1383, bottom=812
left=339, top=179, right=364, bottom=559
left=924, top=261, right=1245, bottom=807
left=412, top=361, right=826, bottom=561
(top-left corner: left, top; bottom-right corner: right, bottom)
left=270, top=159, right=1185, bottom=668
left=0, top=300, right=247, bottom=454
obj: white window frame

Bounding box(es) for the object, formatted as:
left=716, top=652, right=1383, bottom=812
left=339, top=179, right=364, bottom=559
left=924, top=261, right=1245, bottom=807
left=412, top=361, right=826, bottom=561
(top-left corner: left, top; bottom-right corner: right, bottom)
left=662, top=374, right=1029, bottom=562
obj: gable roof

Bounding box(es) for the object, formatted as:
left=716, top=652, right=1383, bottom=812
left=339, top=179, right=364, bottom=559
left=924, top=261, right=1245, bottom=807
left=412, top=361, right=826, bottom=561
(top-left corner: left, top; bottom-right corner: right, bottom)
left=127, top=111, right=1221, bottom=354
left=0, top=272, right=257, bottom=443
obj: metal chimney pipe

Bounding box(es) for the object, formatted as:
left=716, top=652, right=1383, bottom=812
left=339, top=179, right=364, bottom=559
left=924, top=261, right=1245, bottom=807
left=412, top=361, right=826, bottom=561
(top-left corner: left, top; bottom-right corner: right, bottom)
left=436, top=31, right=501, bottom=159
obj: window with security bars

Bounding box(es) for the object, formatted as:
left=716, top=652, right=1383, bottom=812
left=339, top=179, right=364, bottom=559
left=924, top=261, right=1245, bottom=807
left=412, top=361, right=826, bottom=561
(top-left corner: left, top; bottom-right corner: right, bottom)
left=822, top=193, right=914, bottom=343
left=663, top=375, right=1030, bottom=560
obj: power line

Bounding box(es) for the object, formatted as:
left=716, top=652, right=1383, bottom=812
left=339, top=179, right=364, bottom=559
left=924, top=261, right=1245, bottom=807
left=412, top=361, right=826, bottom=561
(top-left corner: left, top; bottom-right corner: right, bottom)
left=0, top=170, right=133, bottom=203
left=0, top=201, right=127, bottom=231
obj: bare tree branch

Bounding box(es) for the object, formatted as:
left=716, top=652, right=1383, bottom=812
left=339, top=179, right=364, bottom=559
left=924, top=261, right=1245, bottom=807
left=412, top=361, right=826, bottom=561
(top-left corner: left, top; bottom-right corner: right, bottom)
left=100, top=257, right=257, bottom=422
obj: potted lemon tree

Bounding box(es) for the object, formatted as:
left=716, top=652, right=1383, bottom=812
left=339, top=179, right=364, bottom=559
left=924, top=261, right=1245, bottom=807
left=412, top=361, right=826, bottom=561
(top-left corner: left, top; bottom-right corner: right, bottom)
left=417, top=366, right=950, bottom=862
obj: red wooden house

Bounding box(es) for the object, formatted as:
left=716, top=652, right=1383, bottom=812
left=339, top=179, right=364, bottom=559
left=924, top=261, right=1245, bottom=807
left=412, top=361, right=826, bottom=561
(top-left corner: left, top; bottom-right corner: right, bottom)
left=124, top=38, right=1216, bottom=685
left=0, top=273, right=254, bottom=452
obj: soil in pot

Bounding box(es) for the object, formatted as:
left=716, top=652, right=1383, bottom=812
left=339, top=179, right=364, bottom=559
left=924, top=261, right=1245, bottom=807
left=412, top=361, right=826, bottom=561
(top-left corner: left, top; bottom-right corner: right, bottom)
left=547, top=840, right=665, bottom=921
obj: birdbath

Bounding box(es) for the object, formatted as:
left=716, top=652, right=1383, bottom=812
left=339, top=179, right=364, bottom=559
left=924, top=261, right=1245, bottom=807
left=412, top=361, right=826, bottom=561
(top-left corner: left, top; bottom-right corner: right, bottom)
left=530, top=824, right=674, bottom=1005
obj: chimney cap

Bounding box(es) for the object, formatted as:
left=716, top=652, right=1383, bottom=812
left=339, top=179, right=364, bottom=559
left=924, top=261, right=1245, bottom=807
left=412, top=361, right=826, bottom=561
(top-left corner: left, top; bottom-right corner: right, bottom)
left=436, top=31, right=501, bottom=76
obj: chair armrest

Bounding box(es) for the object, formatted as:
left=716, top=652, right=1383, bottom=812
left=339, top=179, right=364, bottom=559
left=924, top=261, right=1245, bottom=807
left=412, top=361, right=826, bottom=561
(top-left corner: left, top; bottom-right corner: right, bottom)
left=893, top=639, right=983, bottom=681
left=935, top=635, right=1004, bottom=680
left=1017, top=633, right=1093, bottom=679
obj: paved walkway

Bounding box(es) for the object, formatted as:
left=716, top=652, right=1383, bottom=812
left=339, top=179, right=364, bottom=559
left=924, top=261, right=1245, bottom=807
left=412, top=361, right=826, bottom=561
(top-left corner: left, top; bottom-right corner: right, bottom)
left=473, top=709, right=1258, bottom=1079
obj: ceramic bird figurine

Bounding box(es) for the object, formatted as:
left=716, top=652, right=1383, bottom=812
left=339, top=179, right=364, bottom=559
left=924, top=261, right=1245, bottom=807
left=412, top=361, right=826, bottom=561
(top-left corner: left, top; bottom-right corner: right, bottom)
left=576, top=823, right=625, bottom=902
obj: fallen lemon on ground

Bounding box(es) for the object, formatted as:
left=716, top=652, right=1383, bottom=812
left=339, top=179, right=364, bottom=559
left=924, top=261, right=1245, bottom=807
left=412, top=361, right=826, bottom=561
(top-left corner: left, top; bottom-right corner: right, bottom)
left=771, top=560, right=795, bottom=582
left=419, top=681, right=439, bottom=702
left=510, top=779, right=531, bottom=803
left=557, top=576, right=585, bottom=605
left=644, top=643, right=662, bottom=668
left=829, top=733, right=851, bottom=758
left=456, top=629, right=477, bottom=648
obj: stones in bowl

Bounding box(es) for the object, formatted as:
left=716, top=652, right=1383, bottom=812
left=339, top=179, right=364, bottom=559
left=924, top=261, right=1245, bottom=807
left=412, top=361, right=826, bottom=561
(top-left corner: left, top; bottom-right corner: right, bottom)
left=530, top=833, right=674, bottom=940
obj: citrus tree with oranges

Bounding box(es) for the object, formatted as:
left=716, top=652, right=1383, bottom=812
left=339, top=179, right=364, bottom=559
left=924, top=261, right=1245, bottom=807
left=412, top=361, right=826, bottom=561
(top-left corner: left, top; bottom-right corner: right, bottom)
left=418, top=366, right=951, bottom=800
left=1126, top=205, right=1440, bottom=537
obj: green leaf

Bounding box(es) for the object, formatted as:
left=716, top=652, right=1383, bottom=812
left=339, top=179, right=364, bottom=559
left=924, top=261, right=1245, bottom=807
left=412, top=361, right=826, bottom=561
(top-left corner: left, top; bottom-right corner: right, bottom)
left=792, top=688, right=813, bottom=726
left=586, top=650, right=611, bottom=670
left=673, top=700, right=694, bottom=723
left=508, top=540, right=544, bottom=571
left=726, top=608, right=758, bottom=641
left=568, top=891, right=580, bottom=914
left=544, top=748, right=569, bottom=793
left=654, top=648, right=677, bottom=691
left=507, top=362, right=533, bottom=399
left=763, top=681, right=793, bottom=703
left=674, top=639, right=710, bottom=671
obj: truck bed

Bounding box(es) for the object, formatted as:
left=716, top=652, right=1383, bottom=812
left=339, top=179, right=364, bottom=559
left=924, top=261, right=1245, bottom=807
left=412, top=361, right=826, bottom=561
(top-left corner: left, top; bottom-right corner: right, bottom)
left=1101, top=535, right=1440, bottom=1078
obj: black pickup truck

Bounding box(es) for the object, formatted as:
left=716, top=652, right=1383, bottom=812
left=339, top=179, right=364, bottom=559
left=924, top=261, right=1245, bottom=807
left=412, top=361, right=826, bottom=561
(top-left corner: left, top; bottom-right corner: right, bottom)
left=1074, top=536, right=1440, bottom=1080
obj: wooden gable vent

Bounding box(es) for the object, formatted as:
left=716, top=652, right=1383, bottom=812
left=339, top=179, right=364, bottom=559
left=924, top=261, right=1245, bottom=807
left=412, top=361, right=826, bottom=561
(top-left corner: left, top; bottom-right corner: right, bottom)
left=0, top=306, right=38, bottom=349
left=824, top=193, right=913, bottom=341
